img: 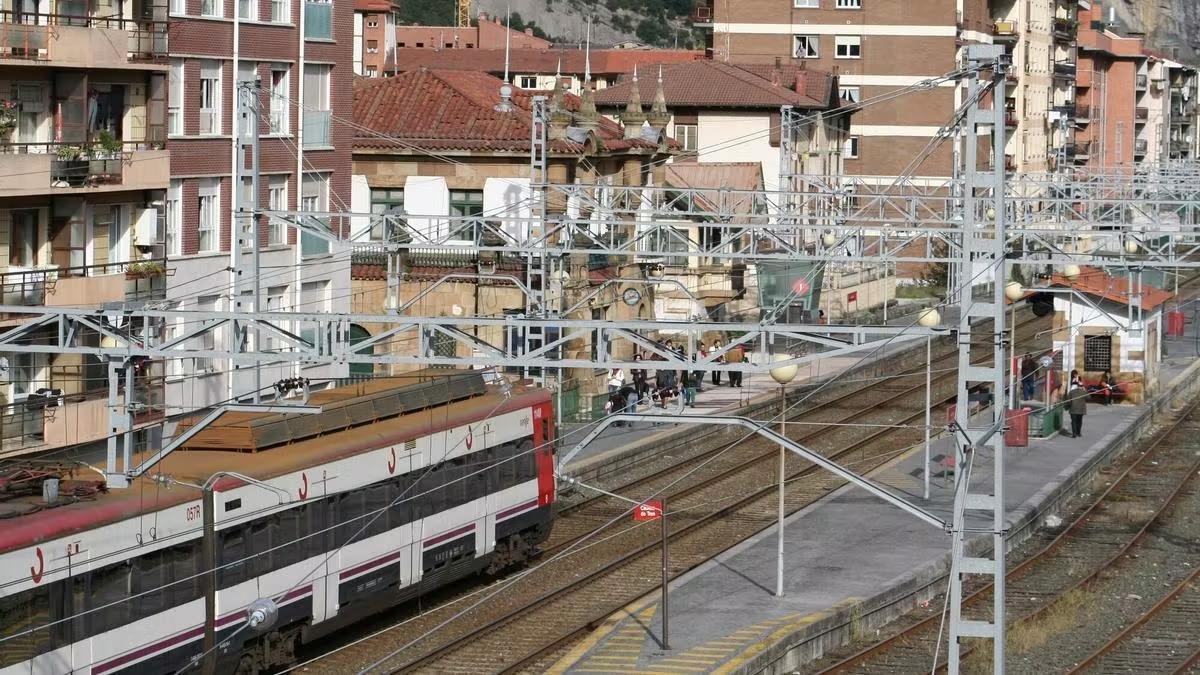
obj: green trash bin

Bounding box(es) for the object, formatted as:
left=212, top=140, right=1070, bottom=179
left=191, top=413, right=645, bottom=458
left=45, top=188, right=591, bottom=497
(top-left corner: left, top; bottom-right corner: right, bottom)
left=1028, top=403, right=1063, bottom=438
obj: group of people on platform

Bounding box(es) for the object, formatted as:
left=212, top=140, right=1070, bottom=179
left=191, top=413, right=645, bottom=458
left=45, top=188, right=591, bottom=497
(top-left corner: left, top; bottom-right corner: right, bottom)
left=604, top=340, right=749, bottom=422
left=1017, top=353, right=1122, bottom=439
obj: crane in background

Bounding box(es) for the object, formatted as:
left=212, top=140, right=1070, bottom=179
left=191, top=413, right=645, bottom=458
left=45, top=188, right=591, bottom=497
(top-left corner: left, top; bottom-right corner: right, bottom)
left=457, top=0, right=470, bottom=27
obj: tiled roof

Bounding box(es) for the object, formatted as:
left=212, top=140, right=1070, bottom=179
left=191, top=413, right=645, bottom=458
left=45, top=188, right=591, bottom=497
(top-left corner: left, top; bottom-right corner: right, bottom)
left=352, top=70, right=671, bottom=154
left=592, top=60, right=833, bottom=110
left=392, top=48, right=703, bottom=75
left=1049, top=266, right=1174, bottom=311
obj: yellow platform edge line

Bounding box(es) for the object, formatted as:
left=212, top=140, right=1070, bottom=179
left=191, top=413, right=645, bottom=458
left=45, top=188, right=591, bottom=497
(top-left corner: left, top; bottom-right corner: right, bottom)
left=545, top=596, right=661, bottom=675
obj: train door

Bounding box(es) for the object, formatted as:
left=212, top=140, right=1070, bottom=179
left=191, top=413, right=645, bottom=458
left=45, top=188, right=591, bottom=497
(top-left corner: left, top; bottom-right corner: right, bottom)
left=532, top=403, right=556, bottom=507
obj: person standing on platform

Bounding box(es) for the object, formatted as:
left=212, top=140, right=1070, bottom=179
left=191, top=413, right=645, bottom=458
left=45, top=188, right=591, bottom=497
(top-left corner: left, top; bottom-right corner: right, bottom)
left=726, top=343, right=745, bottom=388
left=1020, top=354, right=1037, bottom=401
left=710, top=340, right=724, bottom=386
left=1066, top=383, right=1088, bottom=438
left=631, top=354, right=648, bottom=401
left=607, top=367, right=625, bottom=395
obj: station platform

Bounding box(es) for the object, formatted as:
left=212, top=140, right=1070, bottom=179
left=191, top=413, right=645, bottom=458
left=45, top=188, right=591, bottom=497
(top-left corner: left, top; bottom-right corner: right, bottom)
left=547, top=364, right=1195, bottom=674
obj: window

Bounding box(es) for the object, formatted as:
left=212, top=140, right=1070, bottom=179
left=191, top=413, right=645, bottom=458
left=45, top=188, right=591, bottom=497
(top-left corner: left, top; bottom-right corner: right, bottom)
left=836, top=0, right=861, bottom=6
left=794, top=35, right=818, bottom=59
left=9, top=352, right=35, bottom=398
left=198, top=178, right=220, bottom=253
left=517, top=75, right=538, bottom=89
left=1083, top=335, right=1112, bottom=371
left=302, top=64, right=331, bottom=147
left=166, top=180, right=182, bottom=256
left=835, top=35, right=861, bottom=58
left=367, top=16, right=378, bottom=27
left=106, top=206, right=127, bottom=265
left=265, top=287, right=288, bottom=351
left=269, top=66, right=289, bottom=134
left=169, top=0, right=185, bottom=14
left=199, top=60, right=221, bottom=135
left=367, top=40, right=379, bottom=53
left=370, top=188, right=404, bottom=241
left=301, top=173, right=330, bottom=255
left=449, top=190, right=483, bottom=243
left=843, top=136, right=860, bottom=158
left=365, top=66, right=378, bottom=77
left=200, top=0, right=221, bottom=17
left=794, top=0, right=819, bottom=6
left=300, top=281, right=329, bottom=345
left=238, top=0, right=256, bottom=19
left=271, top=0, right=288, bottom=22
left=839, top=86, right=861, bottom=104
left=674, top=123, right=698, bottom=151
left=196, top=295, right=219, bottom=371
left=268, top=176, right=288, bottom=245
left=304, top=0, right=333, bottom=39
left=168, top=60, right=183, bottom=135
left=8, top=210, right=37, bottom=268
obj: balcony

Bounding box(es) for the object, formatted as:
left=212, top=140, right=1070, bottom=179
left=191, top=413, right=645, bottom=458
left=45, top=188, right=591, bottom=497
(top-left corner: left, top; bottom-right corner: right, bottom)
left=1052, top=17, right=1078, bottom=40
left=1075, top=104, right=1091, bottom=121
left=1136, top=74, right=1149, bottom=90
left=0, top=142, right=169, bottom=197
left=994, top=21, right=1018, bottom=41
left=0, top=11, right=167, bottom=68
left=1074, top=140, right=1093, bottom=159
left=1077, top=68, right=1093, bottom=88
left=690, top=0, right=713, bottom=25
left=1053, top=103, right=1077, bottom=118
left=1170, top=140, right=1190, bottom=155
left=1005, top=109, right=1018, bottom=127
left=1134, top=139, right=1149, bottom=155
left=1, top=258, right=169, bottom=314
left=1004, top=154, right=1016, bottom=171
left=1053, top=61, right=1077, bottom=77
left=1136, top=107, right=1149, bottom=122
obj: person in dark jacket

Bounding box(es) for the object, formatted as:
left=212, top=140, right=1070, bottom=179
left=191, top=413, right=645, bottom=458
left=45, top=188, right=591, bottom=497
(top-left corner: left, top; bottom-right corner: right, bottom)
left=1066, top=383, right=1088, bottom=437
left=1020, top=354, right=1037, bottom=401
left=630, top=354, right=648, bottom=399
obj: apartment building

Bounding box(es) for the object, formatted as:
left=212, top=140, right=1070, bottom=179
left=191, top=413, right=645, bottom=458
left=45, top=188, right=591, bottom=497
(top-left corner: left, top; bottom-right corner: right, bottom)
left=697, top=0, right=994, bottom=183
left=353, top=0, right=399, bottom=77
left=1163, top=60, right=1198, bottom=160
left=0, top=0, right=171, bottom=456
left=394, top=12, right=551, bottom=51
left=1074, top=1, right=1145, bottom=171
left=164, top=0, right=354, bottom=411
left=991, top=0, right=1079, bottom=173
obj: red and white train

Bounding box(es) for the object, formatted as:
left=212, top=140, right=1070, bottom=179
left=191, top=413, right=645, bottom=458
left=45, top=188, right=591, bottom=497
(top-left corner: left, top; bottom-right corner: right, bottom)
left=0, top=371, right=555, bottom=674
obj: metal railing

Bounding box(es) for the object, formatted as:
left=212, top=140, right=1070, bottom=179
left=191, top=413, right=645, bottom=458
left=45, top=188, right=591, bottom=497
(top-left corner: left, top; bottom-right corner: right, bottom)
left=0, top=10, right=167, bottom=61
left=0, top=257, right=169, bottom=308
left=1053, top=61, right=1077, bottom=75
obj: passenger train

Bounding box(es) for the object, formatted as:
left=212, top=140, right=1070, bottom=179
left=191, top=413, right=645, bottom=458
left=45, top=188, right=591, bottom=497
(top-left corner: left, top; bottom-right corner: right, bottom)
left=0, top=370, right=556, bottom=674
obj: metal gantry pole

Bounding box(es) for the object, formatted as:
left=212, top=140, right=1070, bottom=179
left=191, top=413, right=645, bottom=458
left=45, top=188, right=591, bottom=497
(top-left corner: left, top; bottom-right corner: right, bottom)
left=661, top=496, right=669, bottom=650
left=924, top=335, right=932, bottom=501
left=776, top=383, right=787, bottom=597
left=947, top=44, right=1010, bottom=675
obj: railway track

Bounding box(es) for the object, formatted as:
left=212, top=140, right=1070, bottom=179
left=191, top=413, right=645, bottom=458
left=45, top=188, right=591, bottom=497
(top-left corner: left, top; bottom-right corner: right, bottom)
left=815, top=395, right=1200, bottom=674
left=295, top=316, right=1049, bottom=673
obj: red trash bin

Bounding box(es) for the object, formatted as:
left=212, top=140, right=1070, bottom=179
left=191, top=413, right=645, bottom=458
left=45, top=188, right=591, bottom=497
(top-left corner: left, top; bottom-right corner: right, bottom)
left=1005, top=407, right=1031, bottom=448
left=1167, top=310, right=1186, bottom=337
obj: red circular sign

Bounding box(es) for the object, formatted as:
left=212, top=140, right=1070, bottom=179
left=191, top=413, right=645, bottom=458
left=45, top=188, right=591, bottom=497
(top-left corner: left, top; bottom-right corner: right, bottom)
left=792, top=278, right=811, bottom=296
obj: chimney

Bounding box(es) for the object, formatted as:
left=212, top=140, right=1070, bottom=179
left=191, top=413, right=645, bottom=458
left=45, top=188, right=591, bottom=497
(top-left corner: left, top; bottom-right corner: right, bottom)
left=771, top=57, right=782, bottom=86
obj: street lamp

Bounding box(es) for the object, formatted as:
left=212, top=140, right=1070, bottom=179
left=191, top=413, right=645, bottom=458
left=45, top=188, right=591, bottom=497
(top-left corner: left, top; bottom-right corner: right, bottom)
left=1124, top=238, right=1140, bottom=254
left=769, top=354, right=798, bottom=598
left=917, top=307, right=941, bottom=328
left=821, top=230, right=838, bottom=248
left=1063, top=264, right=1081, bottom=280
left=1005, top=281, right=1023, bottom=407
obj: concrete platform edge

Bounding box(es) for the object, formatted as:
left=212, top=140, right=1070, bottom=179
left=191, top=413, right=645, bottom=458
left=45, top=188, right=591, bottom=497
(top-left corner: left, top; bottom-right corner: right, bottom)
left=724, top=357, right=1200, bottom=675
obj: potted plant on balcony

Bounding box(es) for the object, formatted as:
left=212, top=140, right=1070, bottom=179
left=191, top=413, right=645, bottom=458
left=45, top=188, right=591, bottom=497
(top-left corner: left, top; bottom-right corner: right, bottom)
left=88, top=130, right=124, bottom=184
left=125, top=260, right=166, bottom=279
left=54, top=144, right=89, bottom=187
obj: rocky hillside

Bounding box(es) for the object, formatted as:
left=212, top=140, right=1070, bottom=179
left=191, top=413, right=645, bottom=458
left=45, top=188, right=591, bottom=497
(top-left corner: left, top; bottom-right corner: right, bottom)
left=1110, top=0, right=1200, bottom=63
left=399, top=0, right=700, bottom=49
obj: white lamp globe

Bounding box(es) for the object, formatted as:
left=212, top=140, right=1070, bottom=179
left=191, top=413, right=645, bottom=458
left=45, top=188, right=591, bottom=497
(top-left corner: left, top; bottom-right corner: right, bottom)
left=917, top=307, right=941, bottom=328
left=1124, top=238, right=1139, bottom=254
left=769, top=353, right=799, bottom=385
left=821, top=231, right=838, bottom=248
left=1004, top=281, right=1024, bottom=302
left=1063, top=264, right=1081, bottom=280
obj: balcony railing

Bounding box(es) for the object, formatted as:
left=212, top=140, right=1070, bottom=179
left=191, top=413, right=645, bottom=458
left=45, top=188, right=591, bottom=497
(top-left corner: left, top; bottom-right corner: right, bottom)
left=1053, top=61, right=1077, bottom=76
left=1, top=140, right=165, bottom=190
left=1052, top=17, right=1077, bottom=38
left=994, top=21, right=1018, bottom=39
left=0, top=10, right=167, bottom=63
left=302, top=110, right=332, bottom=147
left=1005, top=110, right=1018, bottom=127
left=1136, top=107, right=1149, bottom=121
left=1075, top=104, right=1091, bottom=120
left=1134, top=139, right=1149, bottom=155
left=0, top=257, right=169, bottom=310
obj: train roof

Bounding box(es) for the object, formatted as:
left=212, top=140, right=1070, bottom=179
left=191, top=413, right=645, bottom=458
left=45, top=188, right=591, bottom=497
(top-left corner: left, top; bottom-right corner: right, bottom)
left=0, top=372, right=549, bottom=555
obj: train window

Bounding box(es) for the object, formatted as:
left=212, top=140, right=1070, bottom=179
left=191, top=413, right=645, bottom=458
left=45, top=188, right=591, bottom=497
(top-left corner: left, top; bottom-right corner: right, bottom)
left=498, top=442, right=518, bottom=488
left=517, top=440, right=536, bottom=482
left=133, top=550, right=170, bottom=616
left=248, top=520, right=273, bottom=576
left=305, top=500, right=330, bottom=558
left=89, top=561, right=132, bottom=636
left=388, top=476, right=413, bottom=527
left=363, top=483, right=391, bottom=538
left=335, top=490, right=366, bottom=548
left=168, top=542, right=200, bottom=606
left=271, top=508, right=305, bottom=569
left=0, top=587, right=52, bottom=667
left=218, top=528, right=248, bottom=587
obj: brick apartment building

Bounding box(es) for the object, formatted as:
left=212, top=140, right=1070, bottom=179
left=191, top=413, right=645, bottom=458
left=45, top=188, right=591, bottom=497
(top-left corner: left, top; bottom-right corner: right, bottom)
left=697, top=0, right=994, bottom=183
left=164, top=0, right=354, bottom=410
left=353, top=0, right=399, bottom=77
left=1074, top=1, right=1145, bottom=171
